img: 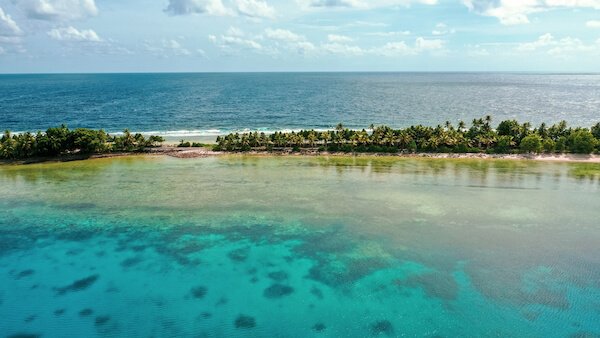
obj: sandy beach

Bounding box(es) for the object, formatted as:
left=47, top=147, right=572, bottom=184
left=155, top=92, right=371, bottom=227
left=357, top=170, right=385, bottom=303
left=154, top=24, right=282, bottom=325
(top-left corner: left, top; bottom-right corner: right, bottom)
left=2, top=145, right=599, bottom=165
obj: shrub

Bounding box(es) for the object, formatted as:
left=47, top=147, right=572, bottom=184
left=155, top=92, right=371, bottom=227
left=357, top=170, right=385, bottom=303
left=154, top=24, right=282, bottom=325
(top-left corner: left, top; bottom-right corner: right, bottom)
left=520, top=134, right=543, bottom=154
left=568, top=130, right=597, bottom=154
left=542, top=138, right=556, bottom=153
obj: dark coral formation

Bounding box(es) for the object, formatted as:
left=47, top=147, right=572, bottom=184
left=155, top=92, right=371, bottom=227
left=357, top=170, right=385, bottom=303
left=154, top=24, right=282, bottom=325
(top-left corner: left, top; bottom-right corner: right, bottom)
left=263, top=284, right=294, bottom=299
left=370, top=320, right=394, bottom=336
left=15, top=269, right=35, bottom=279
left=120, top=256, right=143, bottom=268
left=310, top=286, right=324, bottom=299
left=95, top=315, right=111, bottom=326
left=312, top=323, right=327, bottom=332
left=190, top=286, right=208, bottom=299
left=79, top=308, right=94, bottom=317
left=267, top=271, right=288, bottom=281
left=227, top=247, right=251, bottom=262
left=234, top=315, right=256, bottom=329
left=55, top=274, right=99, bottom=295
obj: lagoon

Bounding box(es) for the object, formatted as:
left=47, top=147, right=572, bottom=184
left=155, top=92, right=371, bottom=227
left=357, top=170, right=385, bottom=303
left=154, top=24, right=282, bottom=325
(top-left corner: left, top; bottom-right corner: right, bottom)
left=1, top=156, right=599, bottom=337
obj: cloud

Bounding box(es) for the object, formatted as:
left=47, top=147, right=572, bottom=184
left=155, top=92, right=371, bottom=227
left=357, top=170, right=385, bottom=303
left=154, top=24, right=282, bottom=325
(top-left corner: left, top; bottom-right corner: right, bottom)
left=300, top=0, right=437, bottom=10
left=15, top=0, right=98, bottom=21
left=0, top=7, right=23, bottom=36
left=165, top=0, right=276, bottom=18
left=161, top=39, right=192, bottom=55
left=265, top=28, right=304, bottom=42
left=587, top=20, right=600, bottom=28
left=321, top=42, right=365, bottom=55
left=463, top=0, right=600, bottom=25
left=327, top=34, right=353, bottom=42
left=373, top=37, right=444, bottom=56
left=322, top=37, right=444, bottom=57
left=431, top=22, right=454, bottom=36
left=48, top=26, right=102, bottom=42
left=365, top=31, right=411, bottom=37
left=264, top=28, right=316, bottom=54
left=209, top=26, right=443, bottom=58
left=165, top=0, right=230, bottom=16
left=143, top=39, right=196, bottom=57
left=415, top=36, right=444, bottom=51
left=209, top=27, right=263, bottom=51
left=516, top=33, right=600, bottom=57
left=235, top=0, right=276, bottom=18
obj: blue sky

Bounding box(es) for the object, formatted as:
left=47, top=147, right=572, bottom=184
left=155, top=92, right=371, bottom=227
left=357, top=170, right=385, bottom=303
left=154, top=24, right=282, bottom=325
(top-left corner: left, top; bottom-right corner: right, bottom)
left=1, top=0, right=600, bottom=72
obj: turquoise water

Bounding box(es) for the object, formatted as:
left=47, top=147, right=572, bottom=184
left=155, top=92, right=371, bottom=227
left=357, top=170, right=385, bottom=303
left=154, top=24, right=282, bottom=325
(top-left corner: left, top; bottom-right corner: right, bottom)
left=2, top=73, right=600, bottom=137
left=1, top=156, right=599, bottom=337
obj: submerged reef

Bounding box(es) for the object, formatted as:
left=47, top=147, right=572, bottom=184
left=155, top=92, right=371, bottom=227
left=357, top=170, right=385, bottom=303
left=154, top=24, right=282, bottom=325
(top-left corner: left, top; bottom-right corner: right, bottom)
left=263, top=284, right=294, bottom=299
left=234, top=315, right=256, bottom=329
left=55, top=274, right=99, bottom=295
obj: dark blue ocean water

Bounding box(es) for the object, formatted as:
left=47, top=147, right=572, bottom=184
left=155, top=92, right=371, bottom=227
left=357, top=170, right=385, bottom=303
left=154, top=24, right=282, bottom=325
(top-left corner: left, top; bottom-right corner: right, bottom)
left=1, top=73, right=599, bottom=137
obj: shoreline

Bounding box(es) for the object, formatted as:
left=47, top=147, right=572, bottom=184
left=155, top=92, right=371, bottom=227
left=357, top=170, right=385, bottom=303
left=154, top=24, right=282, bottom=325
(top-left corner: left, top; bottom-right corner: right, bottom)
left=2, top=146, right=600, bottom=165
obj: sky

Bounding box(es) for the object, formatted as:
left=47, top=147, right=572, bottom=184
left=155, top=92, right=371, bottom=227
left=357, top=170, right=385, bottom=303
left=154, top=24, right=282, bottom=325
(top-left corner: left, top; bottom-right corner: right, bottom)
left=0, top=0, right=600, bottom=73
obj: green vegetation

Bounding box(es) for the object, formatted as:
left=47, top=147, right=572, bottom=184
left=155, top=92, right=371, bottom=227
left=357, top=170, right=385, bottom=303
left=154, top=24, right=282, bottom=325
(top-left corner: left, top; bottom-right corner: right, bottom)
left=215, top=117, right=600, bottom=155
left=178, top=140, right=208, bottom=148
left=0, top=125, right=164, bottom=160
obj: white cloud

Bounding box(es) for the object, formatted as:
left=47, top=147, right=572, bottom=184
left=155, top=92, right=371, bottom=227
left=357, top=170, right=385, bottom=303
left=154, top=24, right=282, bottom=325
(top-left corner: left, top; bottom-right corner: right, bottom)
left=263, top=28, right=316, bottom=54
left=431, top=22, right=454, bottom=36
left=265, top=28, right=304, bottom=42
left=415, top=36, right=444, bottom=51
left=300, top=0, right=437, bottom=10
left=143, top=39, right=195, bottom=57
left=0, top=46, right=5, bottom=54
left=165, top=0, right=276, bottom=18
left=463, top=0, right=600, bottom=25
left=165, top=0, right=230, bottom=16
left=516, top=33, right=600, bottom=57
left=209, top=29, right=263, bottom=51
left=516, top=33, right=555, bottom=51
left=375, top=41, right=413, bottom=56
left=322, top=42, right=365, bottom=55
left=235, top=0, right=276, bottom=18
left=327, top=34, right=353, bottom=42
left=0, top=7, right=22, bottom=36
left=586, top=20, right=600, bottom=28
left=48, top=26, right=101, bottom=42
left=373, top=37, right=444, bottom=56
left=208, top=27, right=443, bottom=58
left=323, top=37, right=444, bottom=57
left=16, top=0, right=98, bottom=21
left=162, top=39, right=192, bottom=55
left=365, top=31, right=411, bottom=37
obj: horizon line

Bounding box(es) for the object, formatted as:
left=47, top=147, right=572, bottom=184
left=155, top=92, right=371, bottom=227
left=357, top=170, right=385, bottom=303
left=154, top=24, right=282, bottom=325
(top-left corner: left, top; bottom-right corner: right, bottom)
left=2, top=70, right=600, bottom=76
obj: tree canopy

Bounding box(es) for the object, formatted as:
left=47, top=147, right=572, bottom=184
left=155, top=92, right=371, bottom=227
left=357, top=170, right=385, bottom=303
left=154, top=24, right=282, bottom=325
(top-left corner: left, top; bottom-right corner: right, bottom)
left=215, top=117, right=600, bottom=155
left=0, top=126, right=164, bottom=160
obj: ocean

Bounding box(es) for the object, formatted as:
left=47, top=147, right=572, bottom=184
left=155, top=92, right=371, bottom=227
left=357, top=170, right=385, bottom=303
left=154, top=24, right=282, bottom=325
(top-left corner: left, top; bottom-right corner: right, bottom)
left=1, top=73, right=599, bottom=138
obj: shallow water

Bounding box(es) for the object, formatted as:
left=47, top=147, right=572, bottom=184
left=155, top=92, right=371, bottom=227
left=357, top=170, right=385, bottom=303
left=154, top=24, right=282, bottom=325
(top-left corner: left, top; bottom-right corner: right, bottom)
left=0, top=156, right=599, bottom=337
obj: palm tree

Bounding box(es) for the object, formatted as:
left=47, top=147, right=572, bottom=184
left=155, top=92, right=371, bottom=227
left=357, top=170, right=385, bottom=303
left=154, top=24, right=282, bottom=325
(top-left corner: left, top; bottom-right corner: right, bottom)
left=321, top=132, right=331, bottom=148
left=307, top=132, right=317, bottom=148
